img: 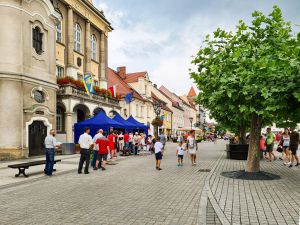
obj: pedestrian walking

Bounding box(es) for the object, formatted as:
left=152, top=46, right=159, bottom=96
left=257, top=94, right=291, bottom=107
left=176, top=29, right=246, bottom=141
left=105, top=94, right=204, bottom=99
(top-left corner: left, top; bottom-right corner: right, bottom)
left=265, top=127, right=277, bottom=162
left=133, top=132, right=140, bottom=155
left=95, top=131, right=109, bottom=171
left=160, top=133, right=166, bottom=150
left=91, top=129, right=103, bottom=168
left=186, top=131, right=197, bottom=165
left=108, top=131, right=116, bottom=161
left=154, top=136, right=163, bottom=170
left=176, top=141, right=185, bottom=166
left=118, top=131, right=124, bottom=152
left=44, top=129, right=61, bottom=176
left=78, top=127, right=93, bottom=174
left=259, top=135, right=267, bottom=160
left=287, top=128, right=299, bottom=168
left=128, top=132, right=133, bottom=153
left=280, top=128, right=290, bottom=162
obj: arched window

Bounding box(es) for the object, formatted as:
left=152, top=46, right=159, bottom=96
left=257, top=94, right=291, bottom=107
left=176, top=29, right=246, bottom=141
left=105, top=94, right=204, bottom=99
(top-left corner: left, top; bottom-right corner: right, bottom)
left=91, top=35, right=97, bottom=60
left=74, top=23, right=81, bottom=52
left=32, top=26, right=43, bottom=55
left=56, top=20, right=62, bottom=42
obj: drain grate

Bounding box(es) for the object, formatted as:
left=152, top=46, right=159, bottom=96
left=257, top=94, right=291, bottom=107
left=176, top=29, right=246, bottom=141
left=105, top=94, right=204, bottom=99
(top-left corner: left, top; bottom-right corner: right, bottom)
left=198, top=169, right=211, bottom=172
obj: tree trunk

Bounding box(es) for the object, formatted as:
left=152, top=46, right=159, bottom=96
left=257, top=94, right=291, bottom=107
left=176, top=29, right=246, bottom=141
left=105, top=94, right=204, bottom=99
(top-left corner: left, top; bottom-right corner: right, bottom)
left=238, top=124, right=246, bottom=144
left=246, top=113, right=262, bottom=172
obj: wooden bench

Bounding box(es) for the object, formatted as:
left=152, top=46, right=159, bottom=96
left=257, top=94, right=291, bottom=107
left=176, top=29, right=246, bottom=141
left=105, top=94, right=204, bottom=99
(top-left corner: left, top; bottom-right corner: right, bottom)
left=8, top=159, right=61, bottom=177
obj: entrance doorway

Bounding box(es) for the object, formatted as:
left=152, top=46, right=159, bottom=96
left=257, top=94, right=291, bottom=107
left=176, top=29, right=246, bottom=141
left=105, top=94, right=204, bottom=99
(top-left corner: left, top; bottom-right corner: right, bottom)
left=29, top=121, right=47, bottom=156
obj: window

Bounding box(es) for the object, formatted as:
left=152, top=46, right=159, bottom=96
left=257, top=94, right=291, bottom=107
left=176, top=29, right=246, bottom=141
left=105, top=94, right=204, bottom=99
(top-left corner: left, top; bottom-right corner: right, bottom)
left=136, top=105, right=139, bottom=117
left=56, top=21, right=62, bottom=42
left=56, top=107, right=64, bottom=132
left=145, top=85, right=147, bottom=95
left=74, top=23, right=81, bottom=52
left=94, top=80, right=99, bottom=87
left=33, top=90, right=45, bottom=103
left=77, top=73, right=83, bottom=81
left=32, top=26, right=43, bottom=55
left=56, top=66, right=64, bottom=78
left=91, top=35, right=97, bottom=60
left=141, top=106, right=143, bottom=117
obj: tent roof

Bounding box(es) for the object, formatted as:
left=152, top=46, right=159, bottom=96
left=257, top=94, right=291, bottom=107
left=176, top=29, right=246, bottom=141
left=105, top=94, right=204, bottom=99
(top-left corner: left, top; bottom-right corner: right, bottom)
left=113, top=113, right=137, bottom=128
left=75, top=110, right=123, bottom=128
left=126, top=115, right=148, bottom=129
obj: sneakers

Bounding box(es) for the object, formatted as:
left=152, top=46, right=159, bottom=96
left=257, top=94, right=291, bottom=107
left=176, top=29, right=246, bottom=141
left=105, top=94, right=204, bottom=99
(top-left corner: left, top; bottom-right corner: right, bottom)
left=177, top=164, right=180, bottom=167
left=295, top=163, right=299, bottom=167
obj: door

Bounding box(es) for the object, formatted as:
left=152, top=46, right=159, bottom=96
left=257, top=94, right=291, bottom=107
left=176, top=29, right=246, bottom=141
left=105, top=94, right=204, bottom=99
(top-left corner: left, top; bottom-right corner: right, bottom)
left=29, top=121, right=47, bottom=156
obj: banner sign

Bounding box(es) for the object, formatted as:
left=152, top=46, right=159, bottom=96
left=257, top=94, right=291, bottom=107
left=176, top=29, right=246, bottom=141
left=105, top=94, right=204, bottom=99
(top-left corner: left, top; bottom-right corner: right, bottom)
left=83, top=74, right=94, bottom=96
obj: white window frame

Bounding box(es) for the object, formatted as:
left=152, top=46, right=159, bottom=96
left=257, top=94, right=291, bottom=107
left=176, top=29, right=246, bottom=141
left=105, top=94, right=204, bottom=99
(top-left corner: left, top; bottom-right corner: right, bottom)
left=56, top=20, right=62, bottom=43
left=94, top=80, right=99, bottom=87
left=91, top=35, right=97, bottom=60
left=56, top=65, right=64, bottom=78
left=56, top=108, right=63, bottom=132
left=74, top=23, right=81, bottom=52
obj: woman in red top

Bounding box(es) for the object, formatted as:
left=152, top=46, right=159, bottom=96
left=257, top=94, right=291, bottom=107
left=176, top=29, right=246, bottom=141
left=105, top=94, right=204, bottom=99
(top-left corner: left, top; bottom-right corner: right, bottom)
left=95, top=131, right=109, bottom=170
left=108, top=131, right=115, bottom=160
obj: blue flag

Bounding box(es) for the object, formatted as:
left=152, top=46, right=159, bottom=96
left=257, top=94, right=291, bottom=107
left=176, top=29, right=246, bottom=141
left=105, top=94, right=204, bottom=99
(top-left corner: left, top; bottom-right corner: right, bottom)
left=83, top=74, right=94, bottom=96
left=125, top=92, right=134, bottom=104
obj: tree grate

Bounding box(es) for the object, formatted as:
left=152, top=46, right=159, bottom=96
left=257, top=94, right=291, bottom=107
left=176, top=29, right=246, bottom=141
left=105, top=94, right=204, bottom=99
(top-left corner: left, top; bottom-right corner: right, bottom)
left=198, top=169, right=211, bottom=172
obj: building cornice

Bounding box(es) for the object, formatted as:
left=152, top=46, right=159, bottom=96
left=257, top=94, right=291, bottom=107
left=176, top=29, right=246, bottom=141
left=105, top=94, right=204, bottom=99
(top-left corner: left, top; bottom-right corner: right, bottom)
left=0, top=72, right=58, bottom=90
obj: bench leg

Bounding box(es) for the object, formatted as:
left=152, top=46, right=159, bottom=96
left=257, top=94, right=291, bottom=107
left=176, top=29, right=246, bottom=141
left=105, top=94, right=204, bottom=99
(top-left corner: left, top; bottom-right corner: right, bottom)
left=15, top=168, right=29, bottom=178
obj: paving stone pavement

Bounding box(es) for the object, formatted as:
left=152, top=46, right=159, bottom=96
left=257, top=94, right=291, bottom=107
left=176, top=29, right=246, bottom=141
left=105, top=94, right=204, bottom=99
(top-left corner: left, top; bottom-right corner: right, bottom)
left=0, top=141, right=225, bottom=225
left=208, top=148, right=300, bottom=225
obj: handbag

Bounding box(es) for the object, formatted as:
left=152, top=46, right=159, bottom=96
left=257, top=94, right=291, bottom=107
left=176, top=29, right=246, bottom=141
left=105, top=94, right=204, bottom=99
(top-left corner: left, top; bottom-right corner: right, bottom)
left=276, top=145, right=283, bottom=153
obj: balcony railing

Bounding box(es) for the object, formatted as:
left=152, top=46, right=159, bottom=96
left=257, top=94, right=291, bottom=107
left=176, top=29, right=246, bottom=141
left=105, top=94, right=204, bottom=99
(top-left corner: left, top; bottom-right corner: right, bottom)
left=57, top=84, right=120, bottom=106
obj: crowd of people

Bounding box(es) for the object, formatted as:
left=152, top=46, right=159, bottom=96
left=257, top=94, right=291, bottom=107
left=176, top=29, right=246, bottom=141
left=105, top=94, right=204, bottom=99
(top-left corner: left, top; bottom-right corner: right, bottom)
left=259, top=127, right=299, bottom=167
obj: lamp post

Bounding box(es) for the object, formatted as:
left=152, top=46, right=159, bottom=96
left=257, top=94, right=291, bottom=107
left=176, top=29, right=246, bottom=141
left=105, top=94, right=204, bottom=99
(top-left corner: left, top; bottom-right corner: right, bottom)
left=189, top=117, right=193, bottom=130
left=153, top=102, right=161, bottom=138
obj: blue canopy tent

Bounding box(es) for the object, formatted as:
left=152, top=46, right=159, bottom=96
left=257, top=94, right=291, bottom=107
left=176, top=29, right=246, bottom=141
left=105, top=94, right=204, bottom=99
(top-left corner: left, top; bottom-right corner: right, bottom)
left=112, top=113, right=137, bottom=132
left=126, top=115, right=149, bottom=134
left=74, top=111, right=123, bottom=143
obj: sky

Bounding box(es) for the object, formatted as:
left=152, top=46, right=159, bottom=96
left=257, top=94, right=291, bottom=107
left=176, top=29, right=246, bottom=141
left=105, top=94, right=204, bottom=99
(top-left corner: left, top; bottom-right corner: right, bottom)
left=94, top=0, right=300, bottom=96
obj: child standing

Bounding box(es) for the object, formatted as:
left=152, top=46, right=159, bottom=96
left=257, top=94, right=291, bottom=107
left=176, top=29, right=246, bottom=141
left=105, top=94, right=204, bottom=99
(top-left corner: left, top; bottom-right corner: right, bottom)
left=176, top=142, right=184, bottom=166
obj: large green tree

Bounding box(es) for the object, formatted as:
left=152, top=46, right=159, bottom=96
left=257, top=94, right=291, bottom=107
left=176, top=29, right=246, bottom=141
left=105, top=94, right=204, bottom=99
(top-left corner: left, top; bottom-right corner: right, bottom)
left=191, top=6, right=300, bottom=172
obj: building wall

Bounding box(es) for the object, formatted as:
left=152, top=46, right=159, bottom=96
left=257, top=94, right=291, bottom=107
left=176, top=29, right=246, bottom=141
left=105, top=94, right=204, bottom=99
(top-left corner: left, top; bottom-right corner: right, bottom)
left=0, top=0, right=60, bottom=160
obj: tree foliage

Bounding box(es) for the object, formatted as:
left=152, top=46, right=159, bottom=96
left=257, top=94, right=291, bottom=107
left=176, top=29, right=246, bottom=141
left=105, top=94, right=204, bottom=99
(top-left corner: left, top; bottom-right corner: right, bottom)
left=191, top=6, right=300, bottom=172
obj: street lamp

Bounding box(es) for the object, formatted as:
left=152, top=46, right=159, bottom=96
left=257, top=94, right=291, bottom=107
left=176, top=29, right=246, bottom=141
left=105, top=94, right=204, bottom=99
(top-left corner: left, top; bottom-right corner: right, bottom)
left=189, top=117, right=193, bottom=130
left=153, top=102, right=161, bottom=138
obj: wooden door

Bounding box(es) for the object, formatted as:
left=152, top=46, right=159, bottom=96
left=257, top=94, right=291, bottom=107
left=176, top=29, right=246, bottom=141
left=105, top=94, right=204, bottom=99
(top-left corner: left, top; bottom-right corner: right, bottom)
left=29, top=121, right=47, bottom=156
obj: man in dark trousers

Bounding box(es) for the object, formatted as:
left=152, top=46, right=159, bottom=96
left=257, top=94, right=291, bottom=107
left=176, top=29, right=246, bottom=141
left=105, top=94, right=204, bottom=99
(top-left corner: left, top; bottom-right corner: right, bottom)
left=288, top=127, right=299, bottom=168
left=78, top=127, right=93, bottom=174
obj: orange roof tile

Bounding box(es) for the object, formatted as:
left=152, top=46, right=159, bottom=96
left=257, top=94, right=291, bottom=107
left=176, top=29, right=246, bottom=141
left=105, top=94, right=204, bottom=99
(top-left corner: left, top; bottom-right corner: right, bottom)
left=124, top=72, right=147, bottom=83
left=108, top=68, right=145, bottom=101
left=187, top=86, right=197, bottom=97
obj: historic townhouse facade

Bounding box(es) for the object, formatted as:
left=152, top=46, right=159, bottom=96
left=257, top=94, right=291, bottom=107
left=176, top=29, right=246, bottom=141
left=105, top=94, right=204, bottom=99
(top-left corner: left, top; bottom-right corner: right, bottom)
left=52, top=0, right=121, bottom=143
left=108, top=67, right=150, bottom=124
left=0, top=0, right=60, bottom=159
left=109, top=66, right=155, bottom=134
left=0, top=0, right=121, bottom=160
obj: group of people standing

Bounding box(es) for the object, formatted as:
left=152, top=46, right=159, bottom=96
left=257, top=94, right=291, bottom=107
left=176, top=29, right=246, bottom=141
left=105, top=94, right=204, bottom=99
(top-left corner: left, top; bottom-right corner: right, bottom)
left=77, top=127, right=160, bottom=174
left=260, top=127, right=299, bottom=167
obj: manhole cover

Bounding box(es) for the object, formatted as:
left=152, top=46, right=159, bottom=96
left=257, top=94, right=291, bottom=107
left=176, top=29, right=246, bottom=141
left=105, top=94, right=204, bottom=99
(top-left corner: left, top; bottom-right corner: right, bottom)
left=198, top=169, right=211, bottom=172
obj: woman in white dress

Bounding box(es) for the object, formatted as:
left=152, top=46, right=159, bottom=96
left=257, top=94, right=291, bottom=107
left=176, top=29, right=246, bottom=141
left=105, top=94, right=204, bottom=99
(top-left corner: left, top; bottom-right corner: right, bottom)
left=186, top=131, right=197, bottom=165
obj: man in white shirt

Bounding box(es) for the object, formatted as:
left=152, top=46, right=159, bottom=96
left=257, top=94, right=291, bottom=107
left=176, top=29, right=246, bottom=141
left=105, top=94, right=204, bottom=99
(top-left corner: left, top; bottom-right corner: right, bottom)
left=44, top=129, right=61, bottom=176
left=91, top=129, right=103, bottom=169
left=78, top=127, right=93, bottom=174
left=154, top=136, right=164, bottom=170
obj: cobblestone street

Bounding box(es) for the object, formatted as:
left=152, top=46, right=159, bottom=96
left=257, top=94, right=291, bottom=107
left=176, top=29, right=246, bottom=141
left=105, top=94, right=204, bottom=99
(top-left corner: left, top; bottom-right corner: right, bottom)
left=1, top=141, right=299, bottom=225
left=0, top=142, right=223, bottom=225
